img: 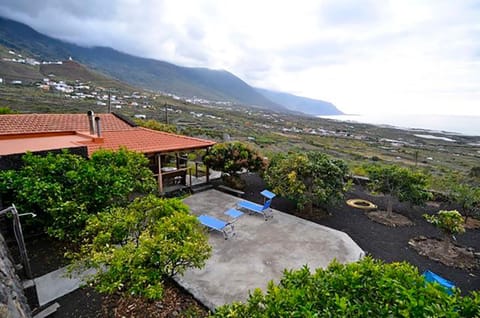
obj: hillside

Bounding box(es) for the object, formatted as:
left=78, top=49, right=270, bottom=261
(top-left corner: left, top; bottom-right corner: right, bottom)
left=256, top=88, right=343, bottom=116
left=0, top=60, right=43, bottom=82
left=0, top=45, right=135, bottom=90
left=39, top=60, right=135, bottom=90
left=0, top=16, right=284, bottom=111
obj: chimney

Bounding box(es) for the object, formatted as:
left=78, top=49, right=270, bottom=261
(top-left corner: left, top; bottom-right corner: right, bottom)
left=87, top=110, right=96, bottom=135
left=95, top=116, right=101, bottom=137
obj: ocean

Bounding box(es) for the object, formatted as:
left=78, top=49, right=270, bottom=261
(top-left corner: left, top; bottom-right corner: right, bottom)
left=318, top=114, right=480, bottom=137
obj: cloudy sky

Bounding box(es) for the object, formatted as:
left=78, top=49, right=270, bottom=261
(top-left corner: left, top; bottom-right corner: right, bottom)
left=1, top=0, right=479, bottom=115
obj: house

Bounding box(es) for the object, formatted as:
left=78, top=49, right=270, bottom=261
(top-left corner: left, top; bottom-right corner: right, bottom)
left=0, top=112, right=216, bottom=193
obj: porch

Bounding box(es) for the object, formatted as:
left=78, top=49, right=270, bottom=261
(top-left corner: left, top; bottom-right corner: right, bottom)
left=147, top=151, right=219, bottom=194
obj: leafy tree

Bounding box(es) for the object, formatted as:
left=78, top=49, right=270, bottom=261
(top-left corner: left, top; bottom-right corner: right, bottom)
left=366, top=164, right=431, bottom=217
left=449, top=184, right=480, bottom=223
left=0, top=150, right=86, bottom=237
left=203, top=142, right=266, bottom=189
left=264, top=151, right=348, bottom=214
left=80, top=148, right=157, bottom=210
left=134, top=118, right=177, bottom=133
left=424, top=210, right=465, bottom=253
left=0, top=148, right=156, bottom=239
left=213, top=257, right=480, bottom=317
left=74, top=195, right=211, bottom=300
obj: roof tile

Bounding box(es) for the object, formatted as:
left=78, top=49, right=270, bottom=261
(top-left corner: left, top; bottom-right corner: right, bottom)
left=0, top=113, right=133, bottom=135
left=83, top=128, right=215, bottom=156
left=0, top=113, right=215, bottom=156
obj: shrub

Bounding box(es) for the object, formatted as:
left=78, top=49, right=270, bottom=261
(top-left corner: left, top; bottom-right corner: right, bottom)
left=0, top=106, right=16, bottom=114
left=470, top=166, right=480, bottom=178
left=264, top=151, right=348, bottom=214
left=74, top=195, right=211, bottom=300
left=449, top=184, right=480, bottom=222
left=366, top=164, right=431, bottom=217
left=213, top=257, right=480, bottom=317
left=0, top=148, right=156, bottom=239
left=203, top=142, right=266, bottom=189
left=134, top=118, right=177, bottom=133
left=424, top=210, right=465, bottom=253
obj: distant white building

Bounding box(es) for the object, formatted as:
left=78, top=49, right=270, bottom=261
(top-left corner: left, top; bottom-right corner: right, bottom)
left=26, top=58, right=40, bottom=65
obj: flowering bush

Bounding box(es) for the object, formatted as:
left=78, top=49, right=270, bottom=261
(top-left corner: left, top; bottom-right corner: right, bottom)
left=203, top=142, right=266, bottom=189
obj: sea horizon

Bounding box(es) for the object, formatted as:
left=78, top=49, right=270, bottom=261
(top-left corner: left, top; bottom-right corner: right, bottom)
left=318, top=113, right=480, bottom=137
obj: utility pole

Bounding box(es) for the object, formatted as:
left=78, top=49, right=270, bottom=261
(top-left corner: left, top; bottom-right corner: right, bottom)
left=107, top=90, right=112, bottom=113
left=164, top=103, right=169, bottom=124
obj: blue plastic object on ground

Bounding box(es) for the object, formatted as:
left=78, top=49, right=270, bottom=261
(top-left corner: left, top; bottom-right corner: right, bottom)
left=422, top=270, right=455, bottom=295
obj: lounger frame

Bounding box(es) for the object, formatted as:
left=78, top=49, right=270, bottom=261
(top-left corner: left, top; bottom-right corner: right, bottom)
left=198, top=214, right=235, bottom=239
left=237, top=199, right=273, bottom=220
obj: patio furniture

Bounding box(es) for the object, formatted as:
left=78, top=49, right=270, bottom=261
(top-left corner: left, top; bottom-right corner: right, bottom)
left=237, top=199, right=273, bottom=220
left=423, top=270, right=455, bottom=295
left=224, top=208, right=244, bottom=221
left=260, top=189, right=276, bottom=204
left=198, top=214, right=235, bottom=239
left=260, top=189, right=276, bottom=200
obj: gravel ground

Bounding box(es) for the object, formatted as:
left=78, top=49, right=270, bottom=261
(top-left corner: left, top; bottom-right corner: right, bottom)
left=13, top=173, right=480, bottom=316
left=240, top=173, right=480, bottom=293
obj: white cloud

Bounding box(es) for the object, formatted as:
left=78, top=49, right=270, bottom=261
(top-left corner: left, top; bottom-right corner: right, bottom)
left=0, top=0, right=479, bottom=115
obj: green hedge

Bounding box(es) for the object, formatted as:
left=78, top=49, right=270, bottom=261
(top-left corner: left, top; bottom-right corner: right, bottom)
left=213, top=257, right=480, bottom=317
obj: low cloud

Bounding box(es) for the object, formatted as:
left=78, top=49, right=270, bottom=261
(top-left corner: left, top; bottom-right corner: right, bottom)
left=0, top=0, right=479, bottom=115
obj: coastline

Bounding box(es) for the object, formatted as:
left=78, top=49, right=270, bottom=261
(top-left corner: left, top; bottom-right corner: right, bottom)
left=319, top=114, right=480, bottom=137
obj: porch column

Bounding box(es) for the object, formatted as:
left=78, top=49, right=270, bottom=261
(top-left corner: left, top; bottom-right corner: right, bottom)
left=157, top=153, right=163, bottom=193
left=205, top=148, right=210, bottom=183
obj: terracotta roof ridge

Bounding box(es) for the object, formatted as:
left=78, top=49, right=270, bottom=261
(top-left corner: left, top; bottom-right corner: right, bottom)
left=137, top=127, right=215, bottom=144
left=111, top=112, right=137, bottom=127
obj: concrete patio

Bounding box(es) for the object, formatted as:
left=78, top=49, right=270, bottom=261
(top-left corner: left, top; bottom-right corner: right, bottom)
left=177, top=190, right=364, bottom=310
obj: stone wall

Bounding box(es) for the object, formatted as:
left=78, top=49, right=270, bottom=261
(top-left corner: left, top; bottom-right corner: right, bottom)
left=0, top=233, right=31, bottom=318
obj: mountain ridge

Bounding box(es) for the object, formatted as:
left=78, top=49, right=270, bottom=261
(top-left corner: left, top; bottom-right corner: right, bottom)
left=0, top=16, right=342, bottom=115
left=0, top=16, right=284, bottom=110
left=256, top=88, right=343, bottom=116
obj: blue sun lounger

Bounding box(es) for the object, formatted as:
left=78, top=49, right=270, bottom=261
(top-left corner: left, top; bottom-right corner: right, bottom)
left=237, top=199, right=273, bottom=220
left=198, top=214, right=235, bottom=239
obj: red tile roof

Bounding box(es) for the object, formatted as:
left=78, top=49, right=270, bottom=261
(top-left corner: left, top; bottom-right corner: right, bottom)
left=83, top=128, right=215, bottom=156
left=0, top=113, right=134, bottom=135
left=0, top=113, right=215, bottom=156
